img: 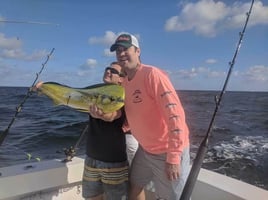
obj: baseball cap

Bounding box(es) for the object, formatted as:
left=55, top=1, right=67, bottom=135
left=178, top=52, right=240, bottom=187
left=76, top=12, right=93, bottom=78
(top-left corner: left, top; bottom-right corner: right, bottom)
left=110, top=33, right=139, bottom=52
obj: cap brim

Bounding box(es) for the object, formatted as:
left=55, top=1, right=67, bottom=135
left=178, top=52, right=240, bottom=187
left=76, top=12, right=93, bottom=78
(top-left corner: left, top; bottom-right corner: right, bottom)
left=110, top=42, right=132, bottom=52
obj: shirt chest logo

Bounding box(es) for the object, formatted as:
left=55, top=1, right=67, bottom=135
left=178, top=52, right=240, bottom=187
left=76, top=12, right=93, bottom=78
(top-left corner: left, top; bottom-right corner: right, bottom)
left=132, top=89, right=142, bottom=103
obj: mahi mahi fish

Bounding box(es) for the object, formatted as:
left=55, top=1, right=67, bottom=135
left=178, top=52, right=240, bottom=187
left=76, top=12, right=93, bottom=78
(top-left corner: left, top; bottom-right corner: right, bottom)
left=35, top=81, right=125, bottom=113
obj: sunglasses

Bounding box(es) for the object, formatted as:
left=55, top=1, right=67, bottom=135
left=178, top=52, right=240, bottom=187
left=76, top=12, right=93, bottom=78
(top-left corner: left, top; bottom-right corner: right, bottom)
left=105, top=67, right=125, bottom=77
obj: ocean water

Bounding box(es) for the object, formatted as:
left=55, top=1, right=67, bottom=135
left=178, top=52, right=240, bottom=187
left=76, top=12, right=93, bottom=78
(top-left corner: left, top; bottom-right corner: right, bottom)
left=0, top=86, right=267, bottom=190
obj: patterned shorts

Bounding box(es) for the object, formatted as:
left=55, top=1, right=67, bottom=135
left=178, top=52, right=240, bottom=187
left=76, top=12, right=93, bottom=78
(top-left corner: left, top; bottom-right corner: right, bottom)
left=82, top=156, right=129, bottom=199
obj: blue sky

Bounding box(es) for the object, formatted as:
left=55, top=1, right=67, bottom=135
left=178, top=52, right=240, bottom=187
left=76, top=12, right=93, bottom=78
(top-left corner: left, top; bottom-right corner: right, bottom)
left=0, top=0, right=267, bottom=91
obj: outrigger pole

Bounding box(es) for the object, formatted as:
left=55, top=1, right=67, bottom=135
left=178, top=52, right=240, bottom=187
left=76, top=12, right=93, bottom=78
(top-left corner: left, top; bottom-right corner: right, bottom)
left=0, top=19, right=59, bottom=26
left=0, top=48, right=55, bottom=146
left=180, top=0, right=255, bottom=199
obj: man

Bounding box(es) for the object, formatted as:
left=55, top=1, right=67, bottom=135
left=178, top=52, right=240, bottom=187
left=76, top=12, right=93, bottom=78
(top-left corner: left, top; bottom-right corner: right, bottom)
left=82, top=62, right=131, bottom=200
left=110, top=33, right=190, bottom=200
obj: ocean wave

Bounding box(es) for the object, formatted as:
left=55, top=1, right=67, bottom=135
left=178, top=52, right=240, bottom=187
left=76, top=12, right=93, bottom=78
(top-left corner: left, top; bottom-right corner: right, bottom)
left=204, top=135, right=268, bottom=165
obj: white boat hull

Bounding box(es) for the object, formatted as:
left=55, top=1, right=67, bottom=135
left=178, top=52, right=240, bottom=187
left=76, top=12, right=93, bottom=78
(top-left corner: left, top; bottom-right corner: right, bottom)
left=0, top=156, right=267, bottom=200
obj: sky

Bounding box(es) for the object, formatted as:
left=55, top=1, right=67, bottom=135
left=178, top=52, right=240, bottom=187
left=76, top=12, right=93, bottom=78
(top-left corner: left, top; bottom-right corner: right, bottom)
left=0, top=0, right=267, bottom=91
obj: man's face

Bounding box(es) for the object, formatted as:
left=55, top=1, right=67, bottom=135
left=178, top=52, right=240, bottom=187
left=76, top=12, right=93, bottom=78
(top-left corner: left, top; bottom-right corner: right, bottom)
left=115, top=46, right=140, bottom=71
left=103, top=64, right=123, bottom=84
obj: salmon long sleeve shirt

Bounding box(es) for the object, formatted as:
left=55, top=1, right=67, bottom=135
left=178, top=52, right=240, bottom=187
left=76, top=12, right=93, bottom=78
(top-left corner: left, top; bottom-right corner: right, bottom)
left=123, top=64, right=189, bottom=165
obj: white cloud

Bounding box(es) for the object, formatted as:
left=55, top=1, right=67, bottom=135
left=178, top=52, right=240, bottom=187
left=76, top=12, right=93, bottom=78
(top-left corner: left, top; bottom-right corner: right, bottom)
left=171, top=64, right=268, bottom=91
left=0, top=62, right=34, bottom=86
left=244, top=65, right=268, bottom=82
left=206, top=58, right=217, bottom=64
left=165, top=0, right=268, bottom=37
left=25, top=49, right=49, bottom=61
left=176, top=68, right=198, bottom=79
left=77, top=58, right=102, bottom=83
left=88, top=31, right=140, bottom=49
left=176, top=66, right=225, bottom=79
left=85, top=58, right=97, bottom=67
left=79, top=58, right=98, bottom=73
left=225, top=1, right=268, bottom=28
left=88, top=31, right=117, bottom=46
left=104, top=48, right=114, bottom=57
left=79, top=58, right=97, bottom=69
left=0, top=33, right=22, bottom=49
left=0, top=32, right=49, bottom=61
left=1, top=49, right=25, bottom=59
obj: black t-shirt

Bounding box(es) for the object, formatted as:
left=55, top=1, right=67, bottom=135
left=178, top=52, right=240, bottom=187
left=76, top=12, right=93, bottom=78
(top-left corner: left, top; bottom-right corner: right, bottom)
left=86, top=112, right=127, bottom=162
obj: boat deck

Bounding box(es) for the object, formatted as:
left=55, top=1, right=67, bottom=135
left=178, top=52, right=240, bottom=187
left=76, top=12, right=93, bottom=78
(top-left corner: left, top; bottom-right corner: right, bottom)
left=0, top=156, right=267, bottom=200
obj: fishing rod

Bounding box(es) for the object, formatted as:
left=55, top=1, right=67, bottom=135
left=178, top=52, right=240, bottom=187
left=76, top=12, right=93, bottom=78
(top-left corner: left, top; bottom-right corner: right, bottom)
left=180, top=0, right=255, bottom=199
left=62, top=124, right=88, bottom=162
left=0, top=48, right=55, bottom=146
left=0, top=19, right=59, bottom=26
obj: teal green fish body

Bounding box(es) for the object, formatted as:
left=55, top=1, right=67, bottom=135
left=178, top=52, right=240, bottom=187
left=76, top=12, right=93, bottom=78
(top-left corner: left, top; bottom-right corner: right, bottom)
left=36, top=82, right=125, bottom=113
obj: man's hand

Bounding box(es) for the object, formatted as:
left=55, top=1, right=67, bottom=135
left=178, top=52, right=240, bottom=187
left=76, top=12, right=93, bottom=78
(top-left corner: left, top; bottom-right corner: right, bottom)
left=30, top=81, right=43, bottom=92
left=89, top=104, right=104, bottom=119
left=165, top=163, right=180, bottom=181
left=89, top=104, right=121, bottom=122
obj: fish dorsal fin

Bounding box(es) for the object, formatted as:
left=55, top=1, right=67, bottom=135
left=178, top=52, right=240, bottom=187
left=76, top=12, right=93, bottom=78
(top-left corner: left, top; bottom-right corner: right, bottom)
left=44, top=81, right=72, bottom=88
left=83, top=83, right=112, bottom=89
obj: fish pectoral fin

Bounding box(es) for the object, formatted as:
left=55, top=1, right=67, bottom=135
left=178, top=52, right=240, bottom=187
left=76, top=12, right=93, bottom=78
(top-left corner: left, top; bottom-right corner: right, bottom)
left=51, top=99, right=64, bottom=106
left=75, top=108, right=88, bottom=113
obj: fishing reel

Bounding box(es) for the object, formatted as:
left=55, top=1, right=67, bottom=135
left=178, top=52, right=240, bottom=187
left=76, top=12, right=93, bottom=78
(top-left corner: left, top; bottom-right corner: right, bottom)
left=62, top=146, right=76, bottom=162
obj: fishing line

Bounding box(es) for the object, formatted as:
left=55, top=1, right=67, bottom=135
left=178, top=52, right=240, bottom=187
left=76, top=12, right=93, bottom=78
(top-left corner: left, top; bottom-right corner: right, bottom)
left=180, top=0, right=255, bottom=199
left=0, top=48, right=55, bottom=146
